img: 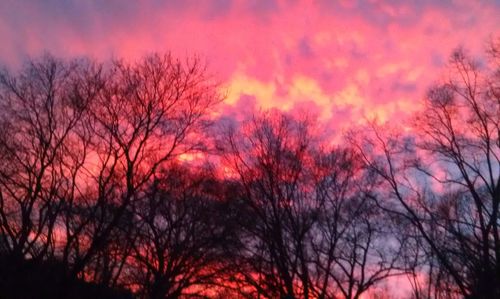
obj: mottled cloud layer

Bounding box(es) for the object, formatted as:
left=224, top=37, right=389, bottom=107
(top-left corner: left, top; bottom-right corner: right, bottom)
left=1, top=0, right=498, bottom=136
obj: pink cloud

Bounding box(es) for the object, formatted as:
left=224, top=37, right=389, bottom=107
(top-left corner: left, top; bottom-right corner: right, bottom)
left=0, top=0, right=498, bottom=139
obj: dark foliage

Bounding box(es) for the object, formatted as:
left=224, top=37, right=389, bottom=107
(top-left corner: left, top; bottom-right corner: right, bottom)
left=0, top=255, right=133, bottom=299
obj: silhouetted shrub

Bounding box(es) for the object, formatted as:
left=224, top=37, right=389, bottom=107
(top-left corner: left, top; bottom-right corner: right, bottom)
left=0, top=255, right=134, bottom=299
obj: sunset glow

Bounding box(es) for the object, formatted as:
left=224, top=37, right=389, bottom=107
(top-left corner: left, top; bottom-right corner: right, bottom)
left=0, top=1, right=499, bottom=298
left=1, top=0, right=498, bottom=132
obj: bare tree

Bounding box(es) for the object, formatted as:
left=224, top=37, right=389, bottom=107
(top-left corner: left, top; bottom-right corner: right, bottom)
left=218, top=111, right=402, bottom=299
left=60, top=53, right=221, bottom=282
left=0, top=52, right=222, bottom=297
left=352, top=41, right=500, bottom=299
left=0, top=55, right=98, bottom=262
left=218, top=111, right=320, bottom=299
left=125, top=163, right=238, bottom=299
left=310, top=150, right=404, bottom=299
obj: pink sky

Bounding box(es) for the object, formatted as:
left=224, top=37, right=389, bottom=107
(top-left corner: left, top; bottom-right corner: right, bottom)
left=0, top=0, right=498, bottom=136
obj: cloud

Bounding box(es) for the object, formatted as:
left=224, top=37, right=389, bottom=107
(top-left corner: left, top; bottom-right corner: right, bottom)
left=0, top=0, right=498, bottom=140
left=226, top=72, right=276, bottom=107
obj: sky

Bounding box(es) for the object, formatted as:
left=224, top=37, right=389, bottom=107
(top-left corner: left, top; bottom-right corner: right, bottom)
left=0, top=0, right=499, bottom=138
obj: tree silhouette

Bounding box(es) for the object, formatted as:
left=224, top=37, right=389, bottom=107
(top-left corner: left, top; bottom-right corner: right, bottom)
left=0, top=55, right=98, bottom=262
left=0, top=53, right=222, bottom=298
left=0, top=41, right=497, bottom=299
left=125, top=164, right=238, bottom=299
left=218, top=111, right=402, bottom=298
left=352, top=41, right=500, bottom=299
left=62, top=53, right=221, bottom=282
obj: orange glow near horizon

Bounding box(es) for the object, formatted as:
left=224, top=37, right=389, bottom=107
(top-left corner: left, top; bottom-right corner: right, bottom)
left=1, top=2, right=498, bottom=298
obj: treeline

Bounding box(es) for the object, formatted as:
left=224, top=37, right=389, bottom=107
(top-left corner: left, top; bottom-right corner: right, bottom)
left=0, top=41, right=498, bottom=299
